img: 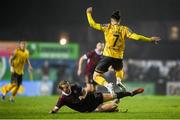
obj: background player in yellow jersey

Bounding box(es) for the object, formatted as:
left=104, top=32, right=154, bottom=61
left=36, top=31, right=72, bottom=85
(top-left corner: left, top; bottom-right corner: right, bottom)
left=86, top=7, right=161, bottom=94
left=1, top=41, right=32, bottom=102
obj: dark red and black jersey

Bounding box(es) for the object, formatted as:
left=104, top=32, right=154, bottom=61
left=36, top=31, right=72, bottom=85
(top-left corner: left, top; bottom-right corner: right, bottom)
left=56, top=84, right=103, bottom=112
left=85, top=50, right=102, bottom=76
left=56, top=85, right=82, bottom=111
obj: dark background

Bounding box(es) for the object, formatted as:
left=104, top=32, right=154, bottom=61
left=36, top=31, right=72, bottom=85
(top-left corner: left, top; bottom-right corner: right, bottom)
left=0, top=0, right=180, bottom=59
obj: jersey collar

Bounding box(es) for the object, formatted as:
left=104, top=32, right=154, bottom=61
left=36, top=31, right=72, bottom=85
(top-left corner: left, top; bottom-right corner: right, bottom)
left=95, top=49, right=102, bottom=55
left=62, top=89, right=72, bottom=96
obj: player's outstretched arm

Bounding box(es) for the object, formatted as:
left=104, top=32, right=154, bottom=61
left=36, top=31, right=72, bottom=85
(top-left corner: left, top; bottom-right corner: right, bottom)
left=49, top=97, right=64, bottom=114
left=9, top=50, right=17, bottom=73
left=150, top=36, right=161, bottom=44
left=129, top=33, right=161, bottom=44
left=49, top=106, right=59, bottom=114
left=86, top=7, right=102, bottom=30
left=27, top=59, right=33, bottom=72
left=77, top=55, right=86, bottom=76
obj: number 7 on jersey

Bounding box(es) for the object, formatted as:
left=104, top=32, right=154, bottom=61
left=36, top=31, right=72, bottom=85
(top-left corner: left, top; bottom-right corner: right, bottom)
left=113, top=34, right=119, bottom=47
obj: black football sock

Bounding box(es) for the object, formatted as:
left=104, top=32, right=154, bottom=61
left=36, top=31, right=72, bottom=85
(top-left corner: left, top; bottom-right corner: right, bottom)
left=116, top=92, right=132, bottom=99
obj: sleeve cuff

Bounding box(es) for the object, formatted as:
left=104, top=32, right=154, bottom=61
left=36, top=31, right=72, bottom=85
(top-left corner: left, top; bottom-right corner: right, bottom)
left=54, top=106, right=59, bottom=110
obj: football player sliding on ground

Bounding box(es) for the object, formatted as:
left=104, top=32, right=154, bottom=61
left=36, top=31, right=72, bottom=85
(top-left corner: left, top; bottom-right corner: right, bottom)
left=50, top=80, right=144, bottom=113
left=86, top=7, right=160, bottom=94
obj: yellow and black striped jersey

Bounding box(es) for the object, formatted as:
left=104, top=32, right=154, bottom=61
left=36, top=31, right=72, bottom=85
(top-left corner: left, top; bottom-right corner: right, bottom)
left=87, top=12, right=152, bottom=59
left=11, top=48, right=29, bottom=75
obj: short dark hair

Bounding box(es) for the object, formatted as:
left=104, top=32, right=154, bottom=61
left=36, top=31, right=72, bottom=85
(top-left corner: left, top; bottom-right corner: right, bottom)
left=111, top=10, right=121, bottom=21
left=19, top=40, right=26, bottom=44
left=58, top=80, right=69, bottom=90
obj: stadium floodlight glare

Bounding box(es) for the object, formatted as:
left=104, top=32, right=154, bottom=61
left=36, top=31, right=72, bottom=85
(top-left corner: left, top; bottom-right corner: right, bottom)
left=59, top=38, right=67, bottom=45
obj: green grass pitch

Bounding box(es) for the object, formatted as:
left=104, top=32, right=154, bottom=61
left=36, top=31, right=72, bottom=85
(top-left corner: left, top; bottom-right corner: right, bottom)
left=0, top=96, right=180, bottom=119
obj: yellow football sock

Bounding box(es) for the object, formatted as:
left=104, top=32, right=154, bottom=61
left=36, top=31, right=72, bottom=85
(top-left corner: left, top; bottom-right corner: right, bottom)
left=12, top=86, right=19, bottom=97
left=11, top=85, right=24, bottom=94
left=1, top=86, right=7, bottom=95
left=94, top=74, right=108, bottom=86
left=1, top=83, right=15, bottom=95
left=116, top=69, right=124, bottom=80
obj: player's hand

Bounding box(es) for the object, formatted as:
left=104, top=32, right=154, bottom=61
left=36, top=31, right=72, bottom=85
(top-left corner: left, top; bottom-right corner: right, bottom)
left=79, top=96, right=85, bottom=100
left=49, top=110, right=57, bottom=114
left=49, top=106, right=58, bottom=114
left=86, top=7, right=92, bottom=13
left=77, top=69, right=82, bottom=76
left=10, top=66, right=14, bottom=73
left=28, top=65, right=33, bottom=73
left=151, top=36, right=161, bottom=44
left=79, top=88, right=87, bottom=100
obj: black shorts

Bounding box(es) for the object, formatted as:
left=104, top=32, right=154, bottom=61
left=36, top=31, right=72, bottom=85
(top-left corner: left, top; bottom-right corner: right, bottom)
left=11, top=72, right=23, bottom=86
left=82, top=92, right=103, bottom=112
left=95, top=56, right=123, bottom=73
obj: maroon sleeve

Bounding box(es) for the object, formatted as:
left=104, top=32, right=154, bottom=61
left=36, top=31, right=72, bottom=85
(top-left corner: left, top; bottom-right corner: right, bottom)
left=56, top=96, right=65, bottom=109
left=86, top=51, right=94, bottom=59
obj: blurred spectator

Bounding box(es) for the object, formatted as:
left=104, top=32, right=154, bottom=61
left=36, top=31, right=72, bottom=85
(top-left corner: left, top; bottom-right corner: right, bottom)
left=169, top=26, right=179, bottom=41
left=126, top=60, right=144, bottom=82
left=168, top=63, right=180, bottom=81
left=125, top=60, right=180, bottom=82
left=144, top=66, right=160, bottom=82
left=40, top=61, right=52, bottom=95
left=41, top=61, right=50, bottom=81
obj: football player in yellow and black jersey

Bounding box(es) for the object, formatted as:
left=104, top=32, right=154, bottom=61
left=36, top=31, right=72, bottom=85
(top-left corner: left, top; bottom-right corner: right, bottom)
left=1, top=41, right=32, bottom=102
left=86, top=7, right=160, bottom=94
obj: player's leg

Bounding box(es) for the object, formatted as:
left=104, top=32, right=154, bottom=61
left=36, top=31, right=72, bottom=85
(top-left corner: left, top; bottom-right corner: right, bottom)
left=93, top=72, right=114, bottom=94
left=1, top=73, right=17, bottom=100
left=102, top=92, right=131, bottom=102
left=86, top=83, right=95, bottom=92
left=10, top=85, right=20, bottom=102
left=116, top=69, right=127, bottom=92
left=93, top=88, right=144, bottom=112
left=1, top=83, right=16, bottom=95
left=95, top=101, right=118, bottom=112
left=102, top=88, right=144, bottom=102
left=87, top=92, right=118, bottom=112
left=93, top=57, right=114, bottom=94
left=85, top=75, right=91, bottom=92
left=116, top=88, right=144, bottom=98
left=1, top=83, right=16, bottom=101
left=102, top=93, right=116, bottom=102
left=112, top=59, right=127, bottom=92
left=10, top=74, right=22, bottom=102
left=10, top=84, right=21, bottom=102
left=85, top=75, right=95, bottom=92
left=89, top=72, right=98, bottom=92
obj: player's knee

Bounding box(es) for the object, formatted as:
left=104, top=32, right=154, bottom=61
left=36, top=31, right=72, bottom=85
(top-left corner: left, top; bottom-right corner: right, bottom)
left=93, top=72, right=100, bottom=80
left=93, top=72, right=106, bottom=86
left=111, top=103, right=118, bottom=109
left=105, top=103, right=118, bottom=111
